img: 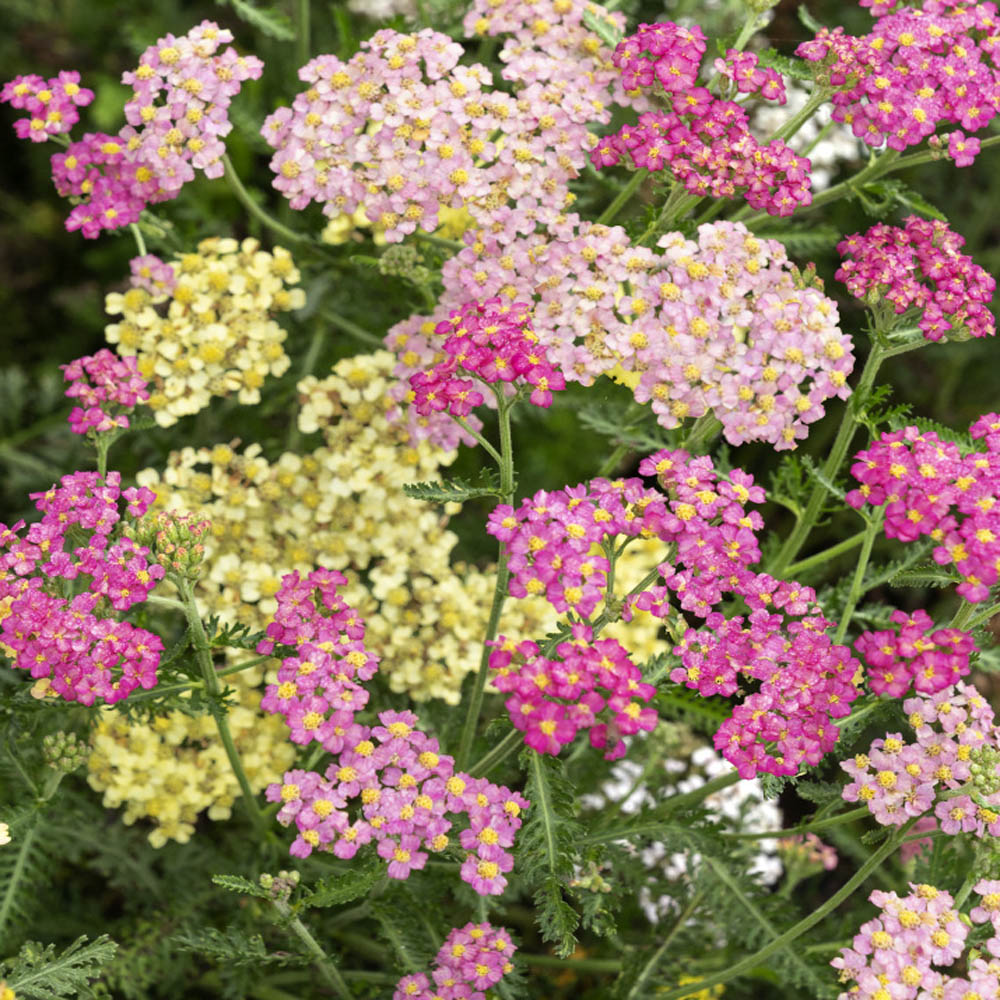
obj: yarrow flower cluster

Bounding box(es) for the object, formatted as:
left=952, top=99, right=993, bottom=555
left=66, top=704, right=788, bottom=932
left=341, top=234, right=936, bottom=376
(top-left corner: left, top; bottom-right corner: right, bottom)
left=798, top=1, right=1000, bottom=160
left=0, top=71, right=93, bottom=141
left=0, top=472, right=164, bottom=705
left=847, top=417, right=1000, bottom=602
left=836, top=216, right=995, bottom=341
left=394, top=922, right=516, bottom=1000
left=842, top=681, right=1000, bottom=834
left=488, top=624, right=657, bottom=761
left=261, top=569, right=528, bottom=894
left=37, top=22, right=262, bottom=237
left=713, top=48, right=787, bottom=103
left=592, top=22, right=810, bottom=216
left=61, top=349, right=150, bottom=435
left=409, top=298, right=565, bottom=417
left=104, top=238, right=303, bottom=426
left=854, top=608, right=975, bottom=697
left=392, top=218, right=852, bottom=451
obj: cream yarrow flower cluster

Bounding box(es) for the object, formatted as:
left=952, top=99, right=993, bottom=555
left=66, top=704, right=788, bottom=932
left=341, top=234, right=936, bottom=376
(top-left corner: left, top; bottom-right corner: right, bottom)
left=105, top=237, right=304, bottom=426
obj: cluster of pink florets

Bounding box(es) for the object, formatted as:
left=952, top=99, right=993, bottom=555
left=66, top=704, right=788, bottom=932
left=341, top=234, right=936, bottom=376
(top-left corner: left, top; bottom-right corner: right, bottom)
left=847, top=419, right=1000, bottom=602
left=394, top=922, right=516, bottom=1000
left=128, top=253, right=178, bottom=295
left=408, top=299, right=565, bottom=417
left=0, top=71, right=93, bottom=142
left=842, top=681, right=1000, bottom=835
left=797, top=1, right=1000, bottom=160
left=61, top=349, right=150, bottom=435
left=37, top=21, right=261, bottom=238
left=836, top=217, right=995, bottom=341
left=260, top=568, right=528, bottom=895
left=0, top=472, right=163, bottom=704
left=830, top=882, right=1000, bottom=1000
left=488, top=624, right=657, bottom=761
left=592, top=21, right=810, bottom=216
left=854, top=608, right=975, bottom=697
left=713, top=48, right=787, bottom=103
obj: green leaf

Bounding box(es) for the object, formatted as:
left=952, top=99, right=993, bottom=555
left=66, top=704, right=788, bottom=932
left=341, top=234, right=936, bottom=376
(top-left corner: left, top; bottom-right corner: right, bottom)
left=581, top=4, right=622, bottom=48
left=889, top=565, right=959, bottom=589
left=216, top=0, right=295, bottom=39
left=403, top=470, right=503, bottom=504
left=370, top=889, right=436, bottom=973
left=211, top=873, right=270, bottom=899
left=755, top=48, right=817, bottom=83
left=301, top=861, right=382, bottom=909
left=797, top=5, right=828, bottom=33
left=855, top=179, right=947, bottom=221
left=754, top=224, right=842, bottom=255
left=800, top=454, right=847, bottom=504
left=3, top=936, right=117, bottom=1000
left=172, top=926, right=306, bottom=969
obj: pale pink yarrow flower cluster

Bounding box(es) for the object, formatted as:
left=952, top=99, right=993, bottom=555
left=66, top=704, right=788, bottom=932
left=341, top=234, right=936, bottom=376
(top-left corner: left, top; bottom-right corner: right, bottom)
left=61, top=349, right=150, bottom=435
left=409, top=298, right=565, bottom=417
left=0, top=71, right=93, bottom=141
left=832, top=883, right=983, bottom=1000
left=847, top=419, right=1000, bottom=602
left=842, top=682, right=1000, bottom=834
left=592, top=22, right=811, bottom=217
left=0, top=472, right=163, bottom=704
left=260, top=569, right=527, bottom=895
left=854, top=608, right=975, bottom=697
left=128, top=253, right=177, bottom=295
left=799, top=1, right=1000, bottom=160
left=45, top=21, right=261, bottom=238
left=837, top=216, right=995, bottom=341
left=394, top=922, right=516, bottom=1000
left=488, top=624, right=657, bottom=761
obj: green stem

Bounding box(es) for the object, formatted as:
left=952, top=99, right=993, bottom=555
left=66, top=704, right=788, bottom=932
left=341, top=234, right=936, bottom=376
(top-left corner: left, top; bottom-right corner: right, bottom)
left=949, top=599, right=977, bottom=630
left=523, top=954, right=621, bottom=972
left=413, top=230, right=462, bottom=253
left=455, top=393, right=516, bottom=770
left=731, top=11, right=762, bottom=51
left=223, top=154, right=310, bottom=247
left=321, top=309, right=383, bottom=348
left=272, top=899, right=352, bottom=999
left=784, top=530, right=867, bottom=578
left=296, top=0, right=310, bottom=67
left=597, top=442, right=631, bottom=477
left=834, top=511, right=883, bottom=644
left=596, top=168, right=648, bottom=225
left=654, top=821, right=914, bottom=1000
left=721, top=805, right=871, bottom=840
left=129, top=222, right=147, bottom=257
left=626, top=891, right=704, bottom=1000
left=683, top=414, right=722, bottom=454
left=469, top=727, right=522, bottom=776
left=453, top=415, right=503, bottom=466
left=95, top=437, right=110, bottom=479
left=175, top=578, right=267, bottom=837
left=764, top=89, right=829, bottom=145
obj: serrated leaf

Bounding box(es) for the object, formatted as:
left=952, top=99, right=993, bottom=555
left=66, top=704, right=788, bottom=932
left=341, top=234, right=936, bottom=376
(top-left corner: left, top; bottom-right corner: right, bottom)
left=855, top=179, right=946, bottom=221
left=3, top=936, right=117, bottom=1000
left=211, top=874, right=270, bottom=898
left=801, top=454, right=847, bottom=504
left=216, top=0, right=295, bottom=39
left=755, top=48, right=817, bottom=83
left=889, top=567, right=959, bottom=589
left=302, top=862, right=382, bottom=909
left=403, top=471, right=502, bottom=504
left=754, top=224, right=841, bottom=255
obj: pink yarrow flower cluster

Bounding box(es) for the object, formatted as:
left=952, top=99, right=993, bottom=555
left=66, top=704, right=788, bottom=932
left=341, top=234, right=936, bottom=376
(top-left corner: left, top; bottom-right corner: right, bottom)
left=798, top=1, right=1000, bottom=160
left=842, top=681, right=1000, bottom=834
left=488, top=624, right=657, bottom=761
left=713, top=48, right=787, bottom=103
left=409, top=298, right=565, bottom=417
left=0, top=472, right=163, bottom=704
left=592, top=21, right=811, bottom=216
left=129, top=253, right=177, bottom=295
left=836, top=217, right=995, bottom=341
left=260, top=569, right=528, bottom=895
left=1, top=71, right=93, bottom=141
left=44, top=21, right=261, bottom=238
left=854, top=608, right=975, bottom=697
left=831, top=883, right=988, bottom=1000
left=394, top=922, right=516, bottom=1000
left=847, top=418, right=1000, bottom=602
left=61, top=349, right=150, bottom=435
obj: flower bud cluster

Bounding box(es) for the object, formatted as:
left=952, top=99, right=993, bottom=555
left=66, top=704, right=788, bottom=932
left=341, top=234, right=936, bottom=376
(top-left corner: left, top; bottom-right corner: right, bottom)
left=394, top=922, right=516, bottom=1000
left=104, top=239, right=303, bottom=426
left=41, top=731, right=90, bottom=773
left=261, top=569, right=529, bottom=895
left=1, top=71, right=93, bottom=142
left=61, top=349, right=150, bottom=435
left=854, top=608, right=975, bottom=697
left=836, top=217, right=995, bottom=341
left=125, top=510, right=210, bottom=581
left=0, top=471, right=163, bottom=705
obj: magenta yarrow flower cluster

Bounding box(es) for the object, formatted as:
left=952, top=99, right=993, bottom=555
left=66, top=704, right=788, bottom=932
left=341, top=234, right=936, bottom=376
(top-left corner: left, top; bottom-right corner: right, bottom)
left=798, top=1, right=1000, bottom=160
left=830, top=882, right=1000, bottom=1000
left=847, top=418, right=1000, bottom=602
left=393, top=922, right=516, bottom=1000
left=392, top=219, right=853, bottom=451
left=854, top=608, right=975, bottom=697
left=488, top=624, right=657, bottom=761
left=836, top=216, right=995, bottom=341
left=0, top=472, right=163, bottom=705
left=61, top=349, right=150, bottom=435
left=0, top=71, right=93, bottom=141
left=842, top=681, right=1000, bottom=834
left=260, top=569, right=527, bottom=894
left=592, top=21, right=811, bottom=216
left=408, top=298, right=565, bottom=417
left=42, top=21, right=261, bottom=238
left=262, top=28, right=601, bottom=243
left=713, top=48, right=787, bottom=103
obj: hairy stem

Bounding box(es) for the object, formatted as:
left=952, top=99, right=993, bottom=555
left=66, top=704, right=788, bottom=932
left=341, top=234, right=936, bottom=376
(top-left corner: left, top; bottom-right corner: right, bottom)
left=597, top=168, right=648, bottom=225
left=273, top=898, right=352, bottom=998
left=784, top=530, right=867, bottom=578
left=834, top=511, right=884, bottom=644
left=223, top=154, right=309, bottom=247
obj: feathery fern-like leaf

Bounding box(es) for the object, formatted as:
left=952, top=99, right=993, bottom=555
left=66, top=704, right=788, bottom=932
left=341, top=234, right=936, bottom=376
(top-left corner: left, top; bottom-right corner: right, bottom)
left=2, top=936, right=117, bottom=1000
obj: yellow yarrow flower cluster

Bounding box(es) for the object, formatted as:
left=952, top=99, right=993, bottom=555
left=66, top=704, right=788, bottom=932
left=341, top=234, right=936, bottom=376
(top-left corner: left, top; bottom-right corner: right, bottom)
left=87, top=683, right=294, bottom=848
left=104, top=237, right=304, bottom=427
